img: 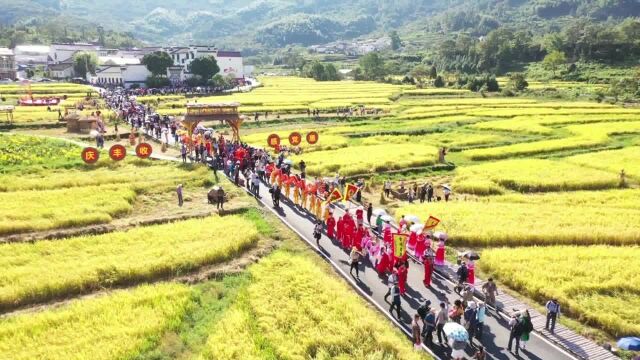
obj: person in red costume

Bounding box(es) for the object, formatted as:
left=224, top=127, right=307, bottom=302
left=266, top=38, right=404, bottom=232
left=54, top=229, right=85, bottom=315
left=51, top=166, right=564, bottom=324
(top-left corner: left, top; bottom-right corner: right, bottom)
left=383, top=222, right=393, bottom=244
left=415, top=232, right=427, bottom=259
left=376, top=246, right=391, bottom=277
left=336, top=217, right=343, bottom=246
left=355, top=206, right=364, bottom=226
left=467, top=260, right=475, bottom=286
left=398, top=261, right=408, bottom=295
left=354, top=225, right=366, bottom=250
left=326, top=215, right=336, bottom=240
left=407, top=230, right=418, bottom=252
left=423, top=247, right=435, bottom=287
left=342, top=214, right=354, bottom=249
left=435, top=238, right=446, bottom=266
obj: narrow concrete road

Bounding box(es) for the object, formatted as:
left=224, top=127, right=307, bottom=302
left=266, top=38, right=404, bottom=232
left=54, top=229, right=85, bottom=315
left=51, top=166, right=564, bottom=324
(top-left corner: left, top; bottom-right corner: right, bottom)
left=244, top=178, right=576, bottom=360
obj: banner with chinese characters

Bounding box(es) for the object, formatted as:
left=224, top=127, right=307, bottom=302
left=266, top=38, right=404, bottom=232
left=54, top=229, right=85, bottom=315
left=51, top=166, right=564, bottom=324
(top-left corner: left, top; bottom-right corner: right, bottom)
left=392, top=233, right=408, bottom=258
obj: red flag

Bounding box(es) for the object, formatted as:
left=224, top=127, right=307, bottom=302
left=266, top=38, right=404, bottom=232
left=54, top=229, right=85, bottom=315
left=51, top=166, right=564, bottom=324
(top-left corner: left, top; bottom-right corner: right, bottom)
left=326, top=188, right=343, bottom=204
left=424, top=216, right=441, bottom=230
left=344, top=183, right=359, bottom=201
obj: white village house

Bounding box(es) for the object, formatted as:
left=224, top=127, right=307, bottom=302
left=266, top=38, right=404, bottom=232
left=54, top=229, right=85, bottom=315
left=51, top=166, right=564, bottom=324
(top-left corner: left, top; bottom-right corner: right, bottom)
left=10, top=42, right=245, bottom=87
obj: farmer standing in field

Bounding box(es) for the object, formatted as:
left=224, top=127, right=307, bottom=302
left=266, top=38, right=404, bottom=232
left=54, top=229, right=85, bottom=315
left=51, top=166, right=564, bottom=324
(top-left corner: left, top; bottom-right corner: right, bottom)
left=176, top=184, right=183, bottom=207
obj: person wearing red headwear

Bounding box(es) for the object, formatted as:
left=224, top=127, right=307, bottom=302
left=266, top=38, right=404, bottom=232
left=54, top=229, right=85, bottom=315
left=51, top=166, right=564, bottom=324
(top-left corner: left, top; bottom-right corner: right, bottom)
left=383, top=223, right=393, bottom=244
left=398, top=261, right=408, bottom=296
left=326, top=215, right=336, bottom=240
left=336, top=217, right=344, bottom=246
left=355, top=207, right=364, bottom=226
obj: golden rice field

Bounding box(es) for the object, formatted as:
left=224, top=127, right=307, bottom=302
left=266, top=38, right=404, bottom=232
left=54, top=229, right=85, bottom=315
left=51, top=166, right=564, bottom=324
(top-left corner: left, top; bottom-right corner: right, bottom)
left=0, top=161, right=211, bottom=235
left=0, top=83, right=94, bottom=94
left=152, top=76, right=410, bottom=116
left=0, top=215, right=259, bottom=310
left=0, top=184, right=137, bottom=235
left=464, top=121, right=640, bottom=160
left=480, top=246, right=640, bottom=337
left=242, top=129, right=349, bottom=153
left=4, top=77, right=640, bottom=351
left=0, top=134, right=213, bottom=235
left=566, top=146, right=640, bottom=181
left=455, top=158, right=620, bottom=193
left=0, top=247, right=427, bottom=360
left=0, top=283, right=193, bottom=360
left=199, top=251, right=429, bottom=360
left=0, top=133, right=82, bottom=172
left=397, top=196, right=640, bottom=246
left=292, top=143, right=439, bottom=176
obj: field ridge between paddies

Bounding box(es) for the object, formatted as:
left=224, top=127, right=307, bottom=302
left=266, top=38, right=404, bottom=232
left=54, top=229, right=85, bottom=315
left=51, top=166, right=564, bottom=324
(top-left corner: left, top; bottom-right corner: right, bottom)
left=0, top=214, right=261, bottom=312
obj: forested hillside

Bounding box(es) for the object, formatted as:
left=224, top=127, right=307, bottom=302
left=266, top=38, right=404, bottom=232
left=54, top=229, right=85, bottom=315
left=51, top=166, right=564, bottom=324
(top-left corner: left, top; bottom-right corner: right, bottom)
left=1, top=0, right=639, bottom=76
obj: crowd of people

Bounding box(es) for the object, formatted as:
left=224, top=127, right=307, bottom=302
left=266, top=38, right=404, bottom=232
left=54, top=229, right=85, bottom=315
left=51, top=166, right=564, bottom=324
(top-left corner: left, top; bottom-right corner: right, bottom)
left=99, top=89, right=562, bottom=360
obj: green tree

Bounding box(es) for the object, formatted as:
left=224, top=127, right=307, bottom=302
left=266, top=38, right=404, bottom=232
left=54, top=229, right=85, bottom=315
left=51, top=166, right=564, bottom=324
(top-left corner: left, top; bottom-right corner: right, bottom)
left=507, top=72, right=529, bottom=91
left=434, top=75, right=445, bottom=88
left=390, top=31, right=402, bottom=50
left=359, top=52, right=386, bottom=80
left=310, top=62, right=326, bottom=81
left=141, top=51, right=173, bottom=77
left=324, top=63, right=339, bottom=81
left=145, top=76, right=170, bottom=88
left=410, top=64, right=428, bottom=86
left=209, top=74, right=225, bottom=87
left=188, top=56, right=220, bottom=83
left=224, top=73, right=238, bottom=88
left=542, top=50, right=567, bottom=76
left=73, top=52, right=98, bottom=77
left=429, top=65, right=438, bottom=79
